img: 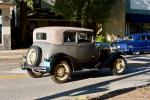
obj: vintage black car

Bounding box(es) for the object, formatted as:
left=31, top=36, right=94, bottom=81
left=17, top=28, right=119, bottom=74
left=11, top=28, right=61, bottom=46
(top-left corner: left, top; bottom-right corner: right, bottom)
left=21, top=27, right=127, bottom=83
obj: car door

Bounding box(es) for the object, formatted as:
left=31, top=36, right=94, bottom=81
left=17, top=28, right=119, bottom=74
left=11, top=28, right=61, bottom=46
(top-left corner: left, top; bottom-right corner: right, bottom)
left=134, top=35, right=148, bottom=52
left=76, top=32, right=96, bottom=64
left=146, top=35, right=150, bottom=52
left=140, top=35, right=149, bottom=52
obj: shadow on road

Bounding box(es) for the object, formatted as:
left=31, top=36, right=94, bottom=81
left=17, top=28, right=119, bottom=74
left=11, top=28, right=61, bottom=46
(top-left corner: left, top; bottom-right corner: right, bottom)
left=92, top=83, right=150, bottom=100
left=36, top=60, right=150, bottom=100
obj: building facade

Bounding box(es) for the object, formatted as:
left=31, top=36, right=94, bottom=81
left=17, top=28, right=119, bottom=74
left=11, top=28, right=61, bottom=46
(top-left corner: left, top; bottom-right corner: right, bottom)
left=0, top=1, right=14, bottom=50
left=126, top=0, right=150, bottom=35
left=1, top=0, right=150, bottom=50
left=103, top=0, right=150, bottom=37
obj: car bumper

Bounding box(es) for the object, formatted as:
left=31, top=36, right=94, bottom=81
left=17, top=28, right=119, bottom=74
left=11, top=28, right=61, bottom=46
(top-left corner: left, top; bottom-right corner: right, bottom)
left=20, top=56, right=51, bottom=73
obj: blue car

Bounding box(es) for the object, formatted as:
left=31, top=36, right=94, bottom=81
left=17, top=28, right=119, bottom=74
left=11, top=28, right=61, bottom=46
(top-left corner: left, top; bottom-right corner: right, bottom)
left=113, top=33, right=150, bottom=54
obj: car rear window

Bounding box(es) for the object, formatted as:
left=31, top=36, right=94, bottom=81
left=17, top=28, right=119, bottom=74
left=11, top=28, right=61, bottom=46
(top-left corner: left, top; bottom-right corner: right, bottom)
left=36, top=33, right=47, bottom=40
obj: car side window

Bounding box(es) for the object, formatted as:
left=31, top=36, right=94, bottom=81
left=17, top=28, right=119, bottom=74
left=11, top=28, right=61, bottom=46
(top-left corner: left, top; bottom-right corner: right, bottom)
left=78, top=32, right=92, bottom=43
left=64, top=31, right=76, bottom=42
left=146, top=35, right=150, bottom=40
left=140, top=35, right=146, bottom=40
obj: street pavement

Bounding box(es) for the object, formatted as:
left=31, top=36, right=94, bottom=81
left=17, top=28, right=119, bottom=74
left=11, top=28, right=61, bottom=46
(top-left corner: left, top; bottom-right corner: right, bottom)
left=0, top=54, right=150, bottom=100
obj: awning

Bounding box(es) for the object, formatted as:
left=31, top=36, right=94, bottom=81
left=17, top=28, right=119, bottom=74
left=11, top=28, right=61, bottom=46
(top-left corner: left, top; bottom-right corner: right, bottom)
left=0, top=3, right=15, bottom=8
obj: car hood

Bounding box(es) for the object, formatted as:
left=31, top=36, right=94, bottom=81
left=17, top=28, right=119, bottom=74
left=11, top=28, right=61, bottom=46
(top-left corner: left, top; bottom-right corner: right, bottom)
left=116, top=40, right=131, bottom=44
left=95, top=42, right=110, bottom=49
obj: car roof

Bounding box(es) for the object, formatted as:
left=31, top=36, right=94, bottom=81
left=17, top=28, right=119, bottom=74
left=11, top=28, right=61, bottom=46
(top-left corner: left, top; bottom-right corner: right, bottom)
left=34, top=26, right=94, bottom=33
left=33, top=26, right=94, bottom=45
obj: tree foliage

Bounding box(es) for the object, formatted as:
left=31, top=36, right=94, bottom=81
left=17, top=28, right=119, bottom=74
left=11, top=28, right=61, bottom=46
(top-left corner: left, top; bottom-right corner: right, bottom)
left=14, top=0, right=33, bottom=10
left=52, top=0, right=117, bottom=31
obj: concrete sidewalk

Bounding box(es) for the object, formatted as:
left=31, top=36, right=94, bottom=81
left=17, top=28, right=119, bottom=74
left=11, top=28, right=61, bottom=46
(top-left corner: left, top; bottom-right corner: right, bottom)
left=0, top=49, right=27, bottom=61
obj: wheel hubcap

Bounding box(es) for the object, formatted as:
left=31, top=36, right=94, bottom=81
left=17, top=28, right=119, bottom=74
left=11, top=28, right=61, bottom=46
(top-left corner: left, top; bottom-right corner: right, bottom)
left=27, top=49, right=36, bottom=65
left=57, top=66, right=65, bottom=77
left=114, top=59, right=125, bottom=73
left=55, top=64, right=69, bottom=80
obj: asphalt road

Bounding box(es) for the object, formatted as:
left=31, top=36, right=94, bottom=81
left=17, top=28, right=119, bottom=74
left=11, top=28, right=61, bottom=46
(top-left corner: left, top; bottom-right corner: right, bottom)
left=0, top=54, right=150, bottom=100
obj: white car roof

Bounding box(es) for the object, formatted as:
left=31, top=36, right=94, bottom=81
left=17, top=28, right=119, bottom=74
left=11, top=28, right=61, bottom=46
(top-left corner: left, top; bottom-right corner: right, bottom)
left=34, top=26, right=93, bottom=33
left=33, top=26, right=94, bottom=45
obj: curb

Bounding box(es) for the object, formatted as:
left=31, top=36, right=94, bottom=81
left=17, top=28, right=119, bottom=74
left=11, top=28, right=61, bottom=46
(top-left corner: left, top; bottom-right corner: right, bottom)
left=0, top=50, right=27, bottom=56
left=0, top=55, right=23, bottom=61
left=0, top=49, right=27, bottom=61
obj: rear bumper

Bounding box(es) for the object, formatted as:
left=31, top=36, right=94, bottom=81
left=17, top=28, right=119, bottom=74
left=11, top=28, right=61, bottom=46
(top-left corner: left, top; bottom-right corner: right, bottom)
left=20, top=62, right=30, bottom=70
left=20, top=56, right=51, bottom=73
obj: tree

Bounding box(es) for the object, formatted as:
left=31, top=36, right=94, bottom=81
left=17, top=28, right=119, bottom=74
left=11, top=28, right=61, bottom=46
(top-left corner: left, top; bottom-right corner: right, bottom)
left=52, top=0, right=117, bottom=32
left=14, top=0, right=33, bottom=47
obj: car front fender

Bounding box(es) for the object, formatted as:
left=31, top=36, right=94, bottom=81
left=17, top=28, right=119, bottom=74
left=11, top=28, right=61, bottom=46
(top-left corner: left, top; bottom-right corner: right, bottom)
left=99, top=51, right=126, bottom=68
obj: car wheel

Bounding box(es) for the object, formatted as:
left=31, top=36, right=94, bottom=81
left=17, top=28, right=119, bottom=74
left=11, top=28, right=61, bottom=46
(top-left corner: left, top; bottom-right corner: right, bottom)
left=26, top=46, right=42, bottom=67
left=27, top=68, right=44, bottom=78
left=51, top=61, right=71, bottom=83
left=112, top=57, right=127, bottom=75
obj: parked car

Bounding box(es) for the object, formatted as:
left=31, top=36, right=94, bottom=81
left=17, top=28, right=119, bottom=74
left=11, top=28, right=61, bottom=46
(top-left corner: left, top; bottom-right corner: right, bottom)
left=112, top=33, right=150, bottom=54
left=21, top=26, right=127, bottom=83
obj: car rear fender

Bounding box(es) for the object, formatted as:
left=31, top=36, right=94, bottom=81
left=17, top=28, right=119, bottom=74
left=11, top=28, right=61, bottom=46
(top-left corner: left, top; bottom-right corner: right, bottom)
left=49, top=53, right=74, bottom=73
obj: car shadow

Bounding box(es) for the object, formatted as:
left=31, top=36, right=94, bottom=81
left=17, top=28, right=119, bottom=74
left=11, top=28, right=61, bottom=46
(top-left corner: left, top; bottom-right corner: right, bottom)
left=36, top=62, right=150, bottom=100
left=69, top=68, right=112, bottom=82
left=68, top=60, right=150, bottom=82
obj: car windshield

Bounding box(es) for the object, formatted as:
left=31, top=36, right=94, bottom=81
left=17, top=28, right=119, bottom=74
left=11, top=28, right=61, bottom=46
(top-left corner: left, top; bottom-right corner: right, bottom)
left=78, top=32, right=93, bottom=42
left=123, top=36, right=133, bottom=40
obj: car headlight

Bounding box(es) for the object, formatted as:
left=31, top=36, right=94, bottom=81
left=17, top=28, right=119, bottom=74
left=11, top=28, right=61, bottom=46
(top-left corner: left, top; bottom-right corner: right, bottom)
left=127, top=45, right=133, bottom=49
left=117, top=45, right=120, bottom=49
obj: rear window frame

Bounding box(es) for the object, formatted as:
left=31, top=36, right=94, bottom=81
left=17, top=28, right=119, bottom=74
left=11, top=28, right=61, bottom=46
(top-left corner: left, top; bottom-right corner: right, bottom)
left=36, top=32, right=47, bottom=40
left=64, top=31, right=76, bottom=43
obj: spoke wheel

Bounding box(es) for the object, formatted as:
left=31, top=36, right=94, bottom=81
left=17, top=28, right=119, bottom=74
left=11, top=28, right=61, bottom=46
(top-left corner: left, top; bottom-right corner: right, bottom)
left=51, top=61, right=71, bottom=83
left=112, top=57, right=126, bottom=75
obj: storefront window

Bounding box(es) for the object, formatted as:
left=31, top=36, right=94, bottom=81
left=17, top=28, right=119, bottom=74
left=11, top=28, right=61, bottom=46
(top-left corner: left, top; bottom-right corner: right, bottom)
left=129, top=23, right=150, bottom=34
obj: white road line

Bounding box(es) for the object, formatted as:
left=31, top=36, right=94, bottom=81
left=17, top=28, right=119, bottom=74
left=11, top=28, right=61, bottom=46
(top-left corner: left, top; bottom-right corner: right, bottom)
left=0, top=63, right=19, bottom=66
left=2, top=68, right=27, bottom=74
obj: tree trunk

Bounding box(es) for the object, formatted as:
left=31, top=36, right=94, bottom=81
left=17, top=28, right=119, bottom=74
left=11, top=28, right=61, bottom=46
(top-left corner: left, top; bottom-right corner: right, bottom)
left=20, top=1, right=28, bottom=48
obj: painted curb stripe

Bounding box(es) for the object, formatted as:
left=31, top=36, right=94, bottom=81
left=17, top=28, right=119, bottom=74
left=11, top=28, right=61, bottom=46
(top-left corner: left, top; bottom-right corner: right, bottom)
left=0, top=74, right=29, bottom=79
